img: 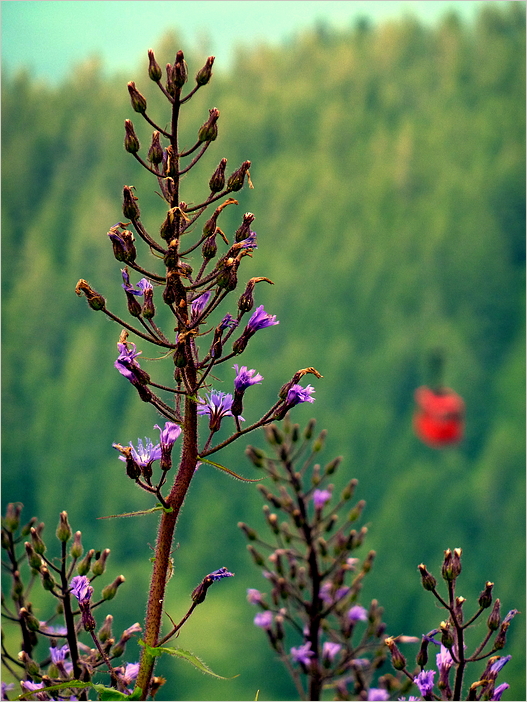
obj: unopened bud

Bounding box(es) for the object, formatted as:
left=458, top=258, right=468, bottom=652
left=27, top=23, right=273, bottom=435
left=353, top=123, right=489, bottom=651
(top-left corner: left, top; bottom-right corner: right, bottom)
left=25, top=542, right=42, bottom=571
left=18, top=651, right=40, bottom=676
left=147, top=131, right=164, bottom=165
left=234, top=212, right=256, bottom=243
left=122, top=185, right=140, bottom=220
left=77, top=548, right=95, bottom=576
left=227, top=160, right=251, bottom=192
left=19, top=607, right=41, bottom=632
left=238, top=522, right=257, bottom=541
left=385, top=637, right=406, bottom=670
left=127, top=81, right=147, bottom=114
left=70, top=531, right=83, bottom=559
left=442, top=548, right=462, bottom=581
left=102, top=574, right=125, bottom=601
left=341, top=478, right=358, bottom=501
left=124, top=119, right=140, bottom=153
left=40, top=565, right=56, bottom=591
left=30, top=526, right=46, bottom=555
left=11, top=570, right=24, bottom=598
left=478, top=581, right=494, bottom=609
left=247, top=544, right=266, bottom=567
left=92, top=548, right=110, bottom=576
left=487, top=599, right=501, bottom=631
left=418, top=563, right=437, bottom=591
left=416, top=636, right=429, bottom=667
left=245, top=445, right=266, bottom=467
left=56, top=511, right=72, bottom=543
left=75, top=279, right=106, bottom=311
left=196, top=56, right=214, bottom=85
left=209, top=158, right=227, bottom=192
left=198, top=108, right=220, bottom=143
left=173, top=50, right=188, bottom=87
left=98, top=614, right=114, bottom=643
left=347, top=500, right=365, bottom=523
left=4, top=502, right=22, bottom=532
left=440, top=621, right=454, bottom=648
left=147, top=49, right=162, bottom=82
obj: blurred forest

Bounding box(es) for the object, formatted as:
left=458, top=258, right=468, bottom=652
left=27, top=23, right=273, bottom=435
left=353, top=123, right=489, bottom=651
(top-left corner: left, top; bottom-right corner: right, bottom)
left=2, top=3, right=525, bottom=700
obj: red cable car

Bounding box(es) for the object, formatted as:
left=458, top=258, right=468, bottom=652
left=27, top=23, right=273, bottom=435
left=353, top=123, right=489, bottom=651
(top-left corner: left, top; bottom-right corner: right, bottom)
left=413, top=385, right=465, bottom=448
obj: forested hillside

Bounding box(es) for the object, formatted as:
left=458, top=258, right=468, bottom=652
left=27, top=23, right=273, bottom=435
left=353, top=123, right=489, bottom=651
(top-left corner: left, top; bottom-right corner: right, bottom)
left=2, top=4, right=525, bottom=700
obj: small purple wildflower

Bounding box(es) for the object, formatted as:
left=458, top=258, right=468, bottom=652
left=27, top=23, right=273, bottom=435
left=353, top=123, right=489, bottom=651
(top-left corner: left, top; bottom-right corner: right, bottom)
left=20, top=681, right=45, bottom=692
left=233, top=364, right=264, bottom=392
left=414, top=669, right=435, bottom=697
left=287, top=384, right=315, bottom=406
left=320, top=582, right=350, bottom=605
left=246, top=305, right=279, bottom=333
left=191, top=291, right=211, bottom=321
left=50, top=644, right=69, bottom=664
left=114, top=342, right=142, bottom=381
left=254, top=610, right=273, bottom=629
left=490, top=655, right=512, bottom=675
left=118, top=662, right=140, bottom=685
left=219, top=314, right=238, bottom=330
left=322, top=641, right=342, bottom=661
left=313, top=488, right=332, bottom=510
left=491, top=683, right=510, bottom=701
left=208, top=567, right=234, bottom=581
left=240, top=231, right=258, bottom=249
left=198, top=390, right=242, bottom=430
left=502, top=609, right=519, bottom=625
left=291, top=642, right=315, bottom=666
left=154, top=422, right=181, bottom=450
left=70, top=575, right=93, bottom=604
left=120, top=622, right=142, bottom=642
left=121, top=269, right=144, bottom=295
left=118, top=437, right=161, bottom=468
left=367, top=690, right=390, bottom=701
left=137, top=278, right=153, bottom=295
left=436, top=645, right=454, bottom=672
left=348, top=605, right=368, bottom=622
left=247, top=588, right=264, bottom=605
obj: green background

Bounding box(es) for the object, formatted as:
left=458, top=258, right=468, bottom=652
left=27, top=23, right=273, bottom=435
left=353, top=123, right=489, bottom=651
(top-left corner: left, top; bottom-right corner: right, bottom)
left=2, top=2, right=525, bottom=700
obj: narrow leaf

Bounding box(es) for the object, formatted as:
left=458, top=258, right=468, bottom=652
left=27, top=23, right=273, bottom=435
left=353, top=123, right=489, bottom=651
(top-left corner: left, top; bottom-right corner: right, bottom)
left=198, top=456, right=260, bottom=482
left=93, top=685, right=132, bottom=701
left=97, top=504, right=172, bottom=519
left=141, top=641, right=237, bottom=679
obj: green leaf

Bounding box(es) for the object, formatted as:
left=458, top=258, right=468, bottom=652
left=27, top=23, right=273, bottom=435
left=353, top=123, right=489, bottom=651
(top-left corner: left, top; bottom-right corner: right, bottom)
left=16, top=681, right=93, bottom=700
left=93, top=685, right=133, bottom=701
left=140, top=640, right=237, bottom=679
left=198, top=456, right=260, bottom=482
left=254, top=690, right=260, bottom=701
left=97, top=504, right=172, bottom=519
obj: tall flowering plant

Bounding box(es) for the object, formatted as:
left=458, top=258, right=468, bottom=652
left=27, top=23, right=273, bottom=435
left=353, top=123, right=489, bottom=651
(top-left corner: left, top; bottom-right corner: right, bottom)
left=73, top=48, right=321, bottom=699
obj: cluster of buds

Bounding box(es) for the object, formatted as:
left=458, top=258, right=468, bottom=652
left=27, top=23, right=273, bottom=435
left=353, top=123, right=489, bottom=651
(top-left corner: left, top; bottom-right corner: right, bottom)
left=385, top=548, right=518, bottom=701
left=1, top=503, right=142, bottom=700
left=240, top=417, right=388, bottom=701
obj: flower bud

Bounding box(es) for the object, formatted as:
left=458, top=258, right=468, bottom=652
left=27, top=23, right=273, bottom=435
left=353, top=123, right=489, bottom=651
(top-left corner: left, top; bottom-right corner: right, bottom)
left=92, top=548, right=110, bottom=576
left=238, top=522, right=257, bottom=541
left=147, top=49, right=162, bottom=82
left=478, top=581, right=494, bottom=609
left=216, top=257, right=239, bottom=290
left=385, top=637, right=406, bottom=670
left=124, top=119, right=140, bottom=153
left=80, top=603, right=96, bottom=632
left=20, top=516, right=37, bottom=537
left=245, top=445, right=266, bottom=467
left=56, top=511, right=72, bottom=543
left=102, top=574, right=125, bottom=601
left=202, top=233, right=217, bottom=260
left=234, top=212, right=256, bottom=242
left=18, top=651, right=40, bottom=676
left=40, top=565, right=56, bottom=591
left=75, top=279, right=106, bottom=310
left=487, top=599, right=501, bottom=630
left=3, top=502, right=22, bottom=532
left=127, top=81, right=147, bottom=114
left=442, top=548, right=462, bottom=581
left=77, top=548, right=95, bottom=576
left=19, top=607, right=41, bottom=632
left=70, top=531, right=83, bottom=559
left=341, top=478, right=357, bottom=501
left=142, top=286, right=156, bottom=319
left=11, top=570, right=24, bottom=599
left=247, top=544, right=266, bottom=567
left=147, top=131, right=164, bottom=165
left=440, top=621, right=454, bottom=648
left=123, top=185, right=140, bottom=220
left=227, top=160, right=251, bottom=192
left=196, top=56, right=214, bottom=85
left=108, top=226, right=137, bottom=263
left=30, top=526, right=46, bottom=555
left=416, top=636, right=430, bottom=668
left=198, top=107, right=220, bottom=143
left=418, top=563, right=437, bottom=591
left=209, top=158, right=227, bottom=192
left=25, top=542, right=42, bottom=571
left=173, top=50, right=188, bottom=87
left=98, top=614, right=114, bottom=643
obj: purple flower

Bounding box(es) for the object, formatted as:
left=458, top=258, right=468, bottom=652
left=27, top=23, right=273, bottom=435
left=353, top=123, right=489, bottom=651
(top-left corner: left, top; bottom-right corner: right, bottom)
left=323, top=641, right=342, bottom=661
left=491, top=683, right=510, bottom=701
left=220, top=314, right=239, bottom=330
left=287, top=384, right=315, bottom=406
left=436, top=645, right=453, bottom=672
left=50, top=644, right=69, bottom=664
left=291, top=642, right=315, bottom=666
left=313, top=488, right=332, bottom=510
left=503, top=609, right=519, bottom=625
left=240, top=231, right=258, bottom=249
left=348, top=605, right=368, bottom=622
left=320, top=582, right=350, bottom=605
left=490, top=655, right=512, bottom=675
left=137, top=278, right=153, bottom=295
left=121, top=269, right=144, bottom=296
left=233, top=364, right=264, bottom=392
left=254, top=610, right=273, bottom=629
left=118, top=662, right=139, bottom=685
left=121, top=622, right=142, bottom=642
left=208, top=567, right=234, bottom=581
left=246, top=305, right=279, bottom=333
left=70, top=575, right=93, bottom=604
left=367, top=690, right=390, bottom=701
left=198, top=390, right=241, bottom=430
left=119, top=437, right=161, bottom=468
left=154, top=422, right=182, bottom=450
left=191, top=291, right=211, bottom=321
left=114, top=342, right=142, bottom=381
left=247, top=589, right=265, bottom=605
left=20, top=681, right=45, bottom=692
left=414, top=669, right=435, bottom=697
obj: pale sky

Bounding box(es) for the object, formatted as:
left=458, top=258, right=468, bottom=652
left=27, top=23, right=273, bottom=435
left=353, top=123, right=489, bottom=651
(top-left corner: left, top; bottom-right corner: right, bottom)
left=2, top=1, right=494, bottom=84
